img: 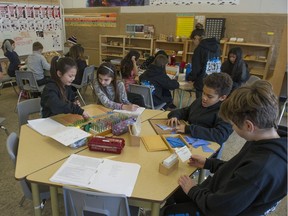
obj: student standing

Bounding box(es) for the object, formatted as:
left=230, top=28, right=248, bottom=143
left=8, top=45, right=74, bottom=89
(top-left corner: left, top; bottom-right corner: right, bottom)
left=168, top=72, right=233, bottom=145
left=68, top=45, right=87, bottom=85
left=139, top=54, right=179, bottom=110
left=120, top=50, right=140, bottom=91
left=164, top=80, right=287, bottom=216
left=188, top=24, right=220, bottom=98
left=221, top=46, right=250, bottom=91
left=1, top=39, right=20, bottom=77
left=26, top=42, right=51, bottom=86
left=94, top=62, right=139, bottom=111
left=41, top=56, right=89, bottom=118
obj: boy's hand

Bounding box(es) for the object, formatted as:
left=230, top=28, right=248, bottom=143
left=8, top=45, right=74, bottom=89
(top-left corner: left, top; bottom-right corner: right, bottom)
left=188, top=155, right=206, bottom=169
left=178, top=175, right=196, bottom=195
left=175, top=124, right=186, bottom=133
left=74, top=100, right=81, bottom=107
left=167, top=117, right=180, bottom=127
left=82, top=111, right=90, bottom=119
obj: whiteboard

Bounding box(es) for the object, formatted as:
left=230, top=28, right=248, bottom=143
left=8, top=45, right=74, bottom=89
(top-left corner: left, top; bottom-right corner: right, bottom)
left=0, top=3, right=63, bottom=58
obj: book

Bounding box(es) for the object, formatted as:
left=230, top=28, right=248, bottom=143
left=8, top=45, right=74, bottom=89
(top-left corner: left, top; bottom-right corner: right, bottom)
left=50, top=154, right=141, bottom=197
left=27, top=118, right=91, bottom=146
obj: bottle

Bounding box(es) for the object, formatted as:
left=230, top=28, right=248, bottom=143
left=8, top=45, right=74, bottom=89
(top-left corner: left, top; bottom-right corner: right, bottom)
left=185, top=63, right=192, bottom=81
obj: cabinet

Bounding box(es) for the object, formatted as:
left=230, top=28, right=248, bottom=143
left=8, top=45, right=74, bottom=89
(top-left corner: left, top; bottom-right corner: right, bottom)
left=99, top=35, right=154, bottom=64
left=221, top=42, right=273, bottom=79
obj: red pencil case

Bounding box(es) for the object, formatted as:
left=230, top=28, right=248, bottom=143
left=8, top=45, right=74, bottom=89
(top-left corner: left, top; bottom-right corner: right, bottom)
left=87, top=136, right=125, bottom=154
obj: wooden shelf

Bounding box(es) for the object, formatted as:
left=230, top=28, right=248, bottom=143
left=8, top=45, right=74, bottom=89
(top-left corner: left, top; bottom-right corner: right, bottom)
left=100, top=35, right=126, bottom=38
left=250, top=68, right=265, bottom=76
left=225, top=42, right=272, bottom=48
left=155, top=40, right=184, bottom=44
left=101, top=44, right=123, bottom=48
left=101, top=53, right=123, bottom=57
left=223, top=56, right=267, bottom=63
left=125, top=46, right=151, bottom=51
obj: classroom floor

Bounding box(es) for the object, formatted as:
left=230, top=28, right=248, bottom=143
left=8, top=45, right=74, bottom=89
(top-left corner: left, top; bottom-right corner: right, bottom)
left=0, top=85, right=287, bottom=216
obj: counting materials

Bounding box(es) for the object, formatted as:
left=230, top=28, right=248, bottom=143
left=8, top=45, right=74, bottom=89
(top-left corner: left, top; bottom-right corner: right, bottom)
left=205, top=18, right=226, bottom=41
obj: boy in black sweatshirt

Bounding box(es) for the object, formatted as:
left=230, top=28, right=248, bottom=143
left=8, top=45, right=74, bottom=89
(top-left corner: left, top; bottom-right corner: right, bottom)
left=163, top=80, right=287, bottom=216
left=168, top=72, right=233, bottom=145
left=139, top=54, right=179, bottom=110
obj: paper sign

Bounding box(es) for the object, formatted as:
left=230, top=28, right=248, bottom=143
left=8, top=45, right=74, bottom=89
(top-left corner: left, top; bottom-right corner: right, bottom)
left=175, top=146, right=192, bottom=162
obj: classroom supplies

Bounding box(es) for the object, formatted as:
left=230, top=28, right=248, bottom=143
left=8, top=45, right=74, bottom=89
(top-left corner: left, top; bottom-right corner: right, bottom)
left=141, top=135, right=169, bottom=152
left=128, top=117, right=141, bottom=146
left=162, top=134, right=190, bottom=152
left=149, top=119, right=186, bottom=135
left=27, top=118, right=91, bottom=147
left=113, top=107, right=145, bottom=116
left=112, top=117, right=136, bottom=136
left=175, top=146, right=192, bottom=162
left=159, top=154, right=179, bottom=176
left=184, top=136, right=214, bottom=153
left=50, top=154, right=141, bottom=197
left=88, top=136, right=125, bottom=154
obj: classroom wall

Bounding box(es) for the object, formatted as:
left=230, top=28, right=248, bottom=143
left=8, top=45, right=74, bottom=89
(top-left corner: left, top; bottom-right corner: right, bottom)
left=61, top=0, right=287, bottom=14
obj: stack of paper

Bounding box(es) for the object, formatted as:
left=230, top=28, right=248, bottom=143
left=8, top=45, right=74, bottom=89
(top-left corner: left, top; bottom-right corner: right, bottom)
left=141, top=135, right=168, bottom=152
left=50, top=154, right=141, bottom=196
left=27, top=118, right=91, bottom=146
left=113, top=107, right=145, bottom=116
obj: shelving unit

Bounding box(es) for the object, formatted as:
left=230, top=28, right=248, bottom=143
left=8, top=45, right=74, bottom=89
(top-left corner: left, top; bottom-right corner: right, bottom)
left=154, top=40, right=187, bottom=62
left=221, top=42, right=273, bottom=79
left=99, top=35, right=154, bottom=64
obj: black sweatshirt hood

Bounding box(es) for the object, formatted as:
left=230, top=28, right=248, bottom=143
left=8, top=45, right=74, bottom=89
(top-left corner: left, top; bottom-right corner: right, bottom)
left=198, top=37, right=220, bottom=53
left=144, top=64, right=166, bottom=78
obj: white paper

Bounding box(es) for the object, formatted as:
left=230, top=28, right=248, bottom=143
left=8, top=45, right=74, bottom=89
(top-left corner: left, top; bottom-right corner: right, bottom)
left=113, top=107, right=145, bottom=116
left=175, top=146, right=192, bottom=162
left=49, top=127, right=91, bottom=146
left=28, top=118, right=90, bottom=146
left=50, top=154, right=141, bottom=197
left=27, top=118, right=65, bottom=136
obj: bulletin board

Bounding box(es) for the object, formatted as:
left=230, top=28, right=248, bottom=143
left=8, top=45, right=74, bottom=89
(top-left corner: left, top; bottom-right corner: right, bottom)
left=0, top=3, right=63, bottom=58
left=176, top=16, right=194, bottom=38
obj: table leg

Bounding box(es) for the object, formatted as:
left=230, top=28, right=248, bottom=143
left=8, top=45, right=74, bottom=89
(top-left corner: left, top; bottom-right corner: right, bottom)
left=151, top=202, right=160, bottom=216
left=50, top=186, right=59, bottom=216
left=198, top=169, right=206, bottom=184
left=31, top=183, right=41, bottom=216
left=178, top=89, right=184, bottom=108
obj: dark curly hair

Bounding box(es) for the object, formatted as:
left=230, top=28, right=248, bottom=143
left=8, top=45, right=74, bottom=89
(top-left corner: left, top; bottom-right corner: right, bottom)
left=120, top=50, right=140, bottom=79
left=203, top=72, right=233, bottom=96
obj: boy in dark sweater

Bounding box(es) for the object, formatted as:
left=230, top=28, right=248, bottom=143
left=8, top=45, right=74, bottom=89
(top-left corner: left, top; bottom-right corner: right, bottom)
left=168, top=72, right=233, bottom=145
left=164, top=80, right=287, bottom=216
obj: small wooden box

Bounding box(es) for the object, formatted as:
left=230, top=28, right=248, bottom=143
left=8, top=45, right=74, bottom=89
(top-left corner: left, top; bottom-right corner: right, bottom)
left=162, top=134, right=190, bottom=153
left=128, top=125, right=140, bottom=147
left=159, top=159, right=179, bottom=175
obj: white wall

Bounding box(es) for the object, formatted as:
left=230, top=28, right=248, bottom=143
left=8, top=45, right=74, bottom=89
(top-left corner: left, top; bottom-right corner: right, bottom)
left=61, top=0, right=287, bottom=14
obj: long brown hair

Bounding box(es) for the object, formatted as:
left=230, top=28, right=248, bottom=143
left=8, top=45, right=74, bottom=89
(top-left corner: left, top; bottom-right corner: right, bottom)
left=96, top=62, right=120, bottom=102
left=50, top=56, right=77, bottom=101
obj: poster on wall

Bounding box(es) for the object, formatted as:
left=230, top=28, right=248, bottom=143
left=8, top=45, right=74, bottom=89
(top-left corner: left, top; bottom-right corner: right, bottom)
left=150, top=0, right=240, bottom=6
left=65, top=13, right=117, bottom=27
left=86, top=0, right=145, bottom=7
left=0, top=3, right=63, bottom=58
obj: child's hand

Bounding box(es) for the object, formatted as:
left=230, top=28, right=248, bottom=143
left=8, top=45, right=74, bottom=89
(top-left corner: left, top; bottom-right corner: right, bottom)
left=167, top=117, right=180, bottom=127
left=122, top=104, right=139, bottom=111
left=178, top=175, right=196, bottom=195
left=82, top=111, right=90, bottom=119
left=175, top=124, right=186, bottom=133
left=74, top=100, right=81, bottom=107
left=188, top=155, right=206, bottom=169
left=131, top=56, right=136, bottom=63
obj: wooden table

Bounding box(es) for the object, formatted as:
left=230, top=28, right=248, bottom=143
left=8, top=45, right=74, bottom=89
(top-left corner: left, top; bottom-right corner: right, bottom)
left=27, top=117, right=219, bottom=216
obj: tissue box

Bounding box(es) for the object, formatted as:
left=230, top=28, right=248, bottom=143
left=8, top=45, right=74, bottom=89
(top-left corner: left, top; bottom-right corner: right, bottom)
left=128, top=125, right=140, bottom=146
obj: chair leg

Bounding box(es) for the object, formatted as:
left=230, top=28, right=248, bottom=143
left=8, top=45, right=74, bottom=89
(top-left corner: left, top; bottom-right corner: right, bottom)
left=19, top=195, right=26, bottom=207
left=10, top=81, right=19, bottom=95
left=77, top=89, right=86, bottom=106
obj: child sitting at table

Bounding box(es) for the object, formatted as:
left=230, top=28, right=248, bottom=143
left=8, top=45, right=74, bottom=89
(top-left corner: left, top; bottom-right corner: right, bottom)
left=163, top=80, right=287, bottom=216
left=167, top=72, right=233, bottom=145
left=221, top=46, right=250, bottom=91
left=120, top=50, right=140, bottom=91
left=94, top=62, right=139, bottom=111
left=1, top=39, right=20, bottom=77
left=41, top=56, right=89, bottom=118
left=26, top=42, right=51, bottom=86
left=139, top=54, right=179, bottom=110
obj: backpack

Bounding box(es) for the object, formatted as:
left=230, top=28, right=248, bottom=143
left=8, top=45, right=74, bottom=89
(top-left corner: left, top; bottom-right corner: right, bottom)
left=205, top=51, right=221, bottom=75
